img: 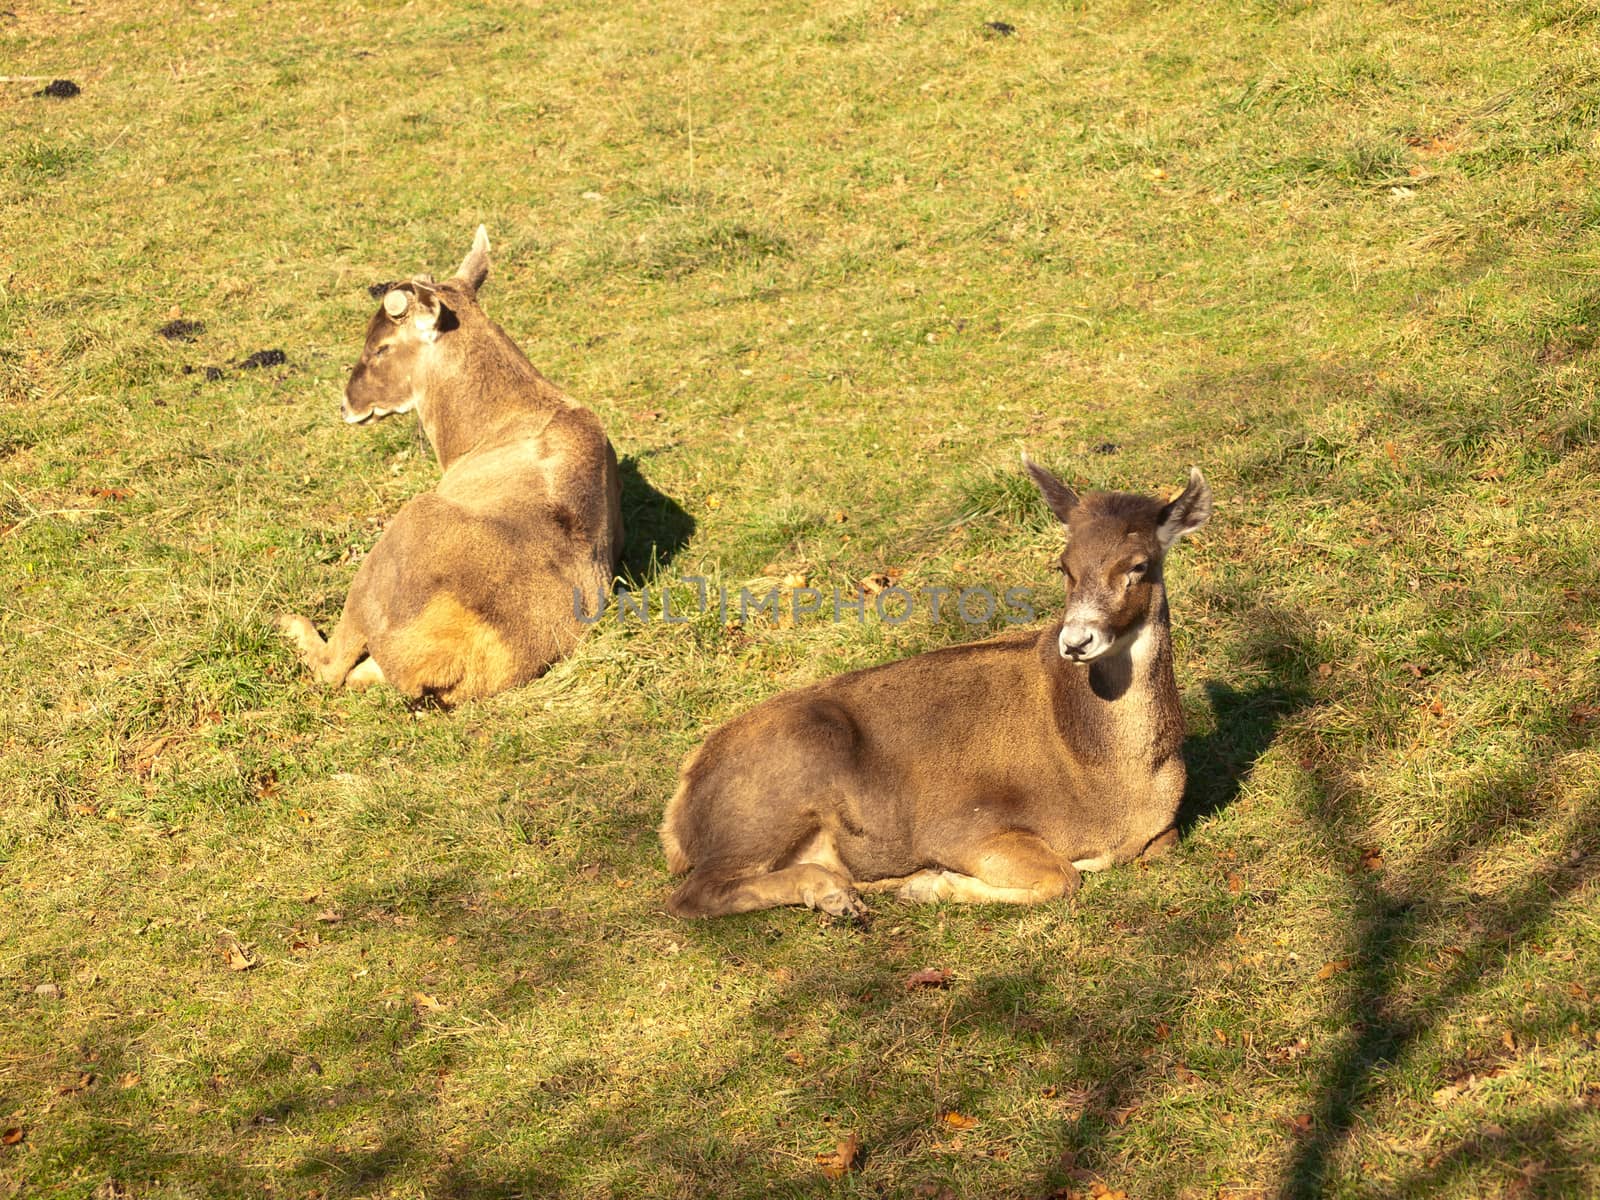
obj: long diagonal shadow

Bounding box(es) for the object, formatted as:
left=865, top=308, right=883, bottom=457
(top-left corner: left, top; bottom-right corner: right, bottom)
left=1281, top=761, right=1600, bottom=1197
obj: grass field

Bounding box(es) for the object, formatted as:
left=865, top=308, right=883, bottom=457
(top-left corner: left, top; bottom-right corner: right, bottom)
left=3, top=1, right=1599, bottom=1196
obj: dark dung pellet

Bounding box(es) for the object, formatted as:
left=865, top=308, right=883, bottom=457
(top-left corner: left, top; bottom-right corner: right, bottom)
left=238, top=349, right=287, bottom=370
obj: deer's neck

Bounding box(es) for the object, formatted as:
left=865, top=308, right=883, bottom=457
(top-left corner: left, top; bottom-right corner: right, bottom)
left=416, top=320, right=564, bottom=470
left=1043, top=594, right=1183, bottom=767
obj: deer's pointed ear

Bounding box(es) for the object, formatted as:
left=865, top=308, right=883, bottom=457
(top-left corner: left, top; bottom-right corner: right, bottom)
left=1023, top=453, right=1079, bottom=524
left=1157, top=467, right=1212, bottom=549
left=453, top=225, right=490, bottom=293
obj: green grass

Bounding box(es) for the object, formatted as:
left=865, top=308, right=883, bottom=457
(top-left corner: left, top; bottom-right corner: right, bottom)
left=3, top=1, right=1599, bottom=1197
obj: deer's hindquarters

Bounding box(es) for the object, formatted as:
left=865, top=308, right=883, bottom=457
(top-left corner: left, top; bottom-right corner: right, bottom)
left=376, top=593, right=521, bottom=703
left=661, top=700, right=873, bottom=919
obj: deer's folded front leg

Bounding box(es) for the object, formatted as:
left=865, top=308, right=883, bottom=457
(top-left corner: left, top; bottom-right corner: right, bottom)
left=895, top=831, right=1081, bottom=905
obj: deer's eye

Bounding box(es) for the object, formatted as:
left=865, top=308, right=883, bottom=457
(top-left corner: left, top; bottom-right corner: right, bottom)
left=1128, top=561, right=1148, bottom=578
left=373, top=344, right=390, bottom=360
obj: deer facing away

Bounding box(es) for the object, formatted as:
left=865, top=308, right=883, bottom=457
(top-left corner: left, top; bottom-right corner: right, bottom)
left=660, top=458, right=1211, bottom=917
left=278, top=227, right=623, bottom=705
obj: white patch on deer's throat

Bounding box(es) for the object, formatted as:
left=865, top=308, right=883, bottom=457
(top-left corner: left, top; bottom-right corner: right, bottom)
left=1120, top=613, right=1160, bottom=668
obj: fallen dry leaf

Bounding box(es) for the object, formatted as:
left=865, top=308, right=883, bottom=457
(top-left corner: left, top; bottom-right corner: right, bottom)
left=1268, top=1037, right=1311, bottom=1063
left=1053, top=1085, right=1096, bottom=1118
left=859, top=571, right=905, bottom=596
left=130, top=733, right=179, bottom=779
left=1227, top=873, right=1243, bottom=894
left=815, top=1131, right=860, bottom=1179
left=1154, top=1020, right=1171, bottom=1041
left=904, top=967, right=953, bottom=990
left=941, top=1110, right=979, bottom=1130
left=1286, top=1113, right=1314, bottom=1136
left=1406, top=132, right=1458, bottom=156
left=315, top=909, right=343, bottom=924
left=1359, top=848, right=1384, bottom=873
left=225, top=943, right=258, bottom=972
left=783, top=1049, right=806, bottom=1066
left=412, top=991, right=444, bottom=1012
left=1316, top=959, right=1350, bottom=981
left=1432, top=1059, right=1510, bottom=1106
left=1, top=1127, right=22, bottom=1146
left=118, top=1073, right=141, bottom=1089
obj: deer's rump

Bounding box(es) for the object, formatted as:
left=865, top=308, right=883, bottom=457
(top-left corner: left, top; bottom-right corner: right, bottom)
left=662, top=631, right=1062, bottom=876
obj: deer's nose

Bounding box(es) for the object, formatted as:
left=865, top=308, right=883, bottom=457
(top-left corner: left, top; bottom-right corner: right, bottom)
left=1059, top=629, right=1094, bottom=659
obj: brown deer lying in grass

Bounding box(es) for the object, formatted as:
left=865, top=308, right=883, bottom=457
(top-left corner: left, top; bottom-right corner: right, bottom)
left=278, top=227, right=623, bottom=705
left=660, top=457, right=1211, bottom=917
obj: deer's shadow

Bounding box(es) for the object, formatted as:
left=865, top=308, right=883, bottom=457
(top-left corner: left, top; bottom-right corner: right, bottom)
left=1179, top=631, right=1313, bottom=833
left=617, top=455, right=695, bottom=580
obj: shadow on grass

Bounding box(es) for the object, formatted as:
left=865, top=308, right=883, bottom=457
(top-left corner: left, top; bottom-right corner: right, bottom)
left=1181, top=608, right=1314, bottom=835
left=618, top=454, right=695, bottom=581
left=1281, top=759, right=1600, bottom=1198
left=1381, top=1104, right=1599, bottom=1198
left=1181, top=676, right=1307, bottom=836
left=57, top=620, right=1587, bottom=1199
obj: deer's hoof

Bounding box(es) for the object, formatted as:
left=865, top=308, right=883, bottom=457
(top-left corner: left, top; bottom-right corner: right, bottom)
left=805, top=885, right=868, bottom=919
left=276, top=613, right=322, bottom=656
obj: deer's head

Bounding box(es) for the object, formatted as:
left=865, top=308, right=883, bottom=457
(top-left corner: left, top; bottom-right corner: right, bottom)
left=342, top=226, right=492, bottom=426
left=1025, top=457, right=1211, bottom=663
